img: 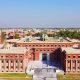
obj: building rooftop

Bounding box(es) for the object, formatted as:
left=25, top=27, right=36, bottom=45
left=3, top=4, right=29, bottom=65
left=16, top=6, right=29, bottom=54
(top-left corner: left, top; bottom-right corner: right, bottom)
left=0, top=47, right=27, bottom=54
left=62, top=47, right=80, bottom=54
left=6, top=39, right=20, bottom=43
left=17, top=36, right=71, bottom=43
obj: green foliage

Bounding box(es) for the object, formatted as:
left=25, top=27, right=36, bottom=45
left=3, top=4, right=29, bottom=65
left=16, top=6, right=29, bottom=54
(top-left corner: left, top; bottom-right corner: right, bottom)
left=33, top=30, right=80, bottom=40
left=56, top=30, right=80, bottom=40
left=58, top=74, right=80, bottom=80
left=14, top=33, right=20, bottom=39
left=47, top=34, right=55, bottom=37
left=33, top=32, right=43, bottom=37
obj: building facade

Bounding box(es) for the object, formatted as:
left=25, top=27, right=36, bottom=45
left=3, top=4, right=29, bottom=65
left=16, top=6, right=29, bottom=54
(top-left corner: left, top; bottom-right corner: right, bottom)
left=0, top=36, right=80, bottom=73
left=62, top=47, right=80, bottom=73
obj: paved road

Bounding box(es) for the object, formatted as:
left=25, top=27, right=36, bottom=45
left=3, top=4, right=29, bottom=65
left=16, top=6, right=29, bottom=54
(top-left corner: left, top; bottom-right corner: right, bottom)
left=33, top=68, right=57, bottom=80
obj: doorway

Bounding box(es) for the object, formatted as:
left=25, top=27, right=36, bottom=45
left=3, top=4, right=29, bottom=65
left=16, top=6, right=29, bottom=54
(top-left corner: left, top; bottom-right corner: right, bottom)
left=42, top=53, right=47, bottom=61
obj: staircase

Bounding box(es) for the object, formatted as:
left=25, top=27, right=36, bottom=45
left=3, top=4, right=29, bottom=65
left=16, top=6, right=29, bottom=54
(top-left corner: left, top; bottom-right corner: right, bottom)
left=26, top=61, right=64, bottom=75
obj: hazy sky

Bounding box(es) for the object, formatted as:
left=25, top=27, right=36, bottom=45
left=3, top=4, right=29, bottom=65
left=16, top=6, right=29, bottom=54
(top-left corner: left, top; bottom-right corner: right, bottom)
left=0, top=0, right=80, bottom=28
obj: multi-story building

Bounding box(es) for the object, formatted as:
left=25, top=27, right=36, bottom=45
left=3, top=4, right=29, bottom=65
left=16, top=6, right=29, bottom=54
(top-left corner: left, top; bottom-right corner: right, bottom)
left=0, top=47, right=28, bottom=73
left=62, top=46, right=80, bottom=73
left=0, top=35, right=80, bottom=73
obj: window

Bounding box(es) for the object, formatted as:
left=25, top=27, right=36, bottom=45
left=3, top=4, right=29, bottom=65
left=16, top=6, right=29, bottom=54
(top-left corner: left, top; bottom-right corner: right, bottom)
left=6, top=66, right=9, bottom=68
left=40, top=50, right=42, bottom=51
left=15, top=55, right=18, bottom=58
left=20, top=60, right=23, bottom=63
left=2, top=66, right=4, bottom=68
left=1, top=56, right=3, bottom=58
left=47, top=45, right=49, bottom=47
left=68, top=61, right=70, bottom=63
left=29, top=45, right=31, bottom=46
left=20, top=56, right=22, bottom=57
left=11, top=61, right=13, bottom=63
left=16, top=60, right=18, bottom=63
left=6, top=60, right=8, bottom=63
left=58, top=45, right=61, bottom=47
left=11, top=66, right=13, bottom=68
left=68, top=55, right=70, bottom=58
left=40, top=45, right=42, bottom=46
left=36, top=50, right=38, bottom=51
left=2, top=60, right=4, bottom=63
left=78, top=61, right=80, bottom=63
left=20, top=55, right=22, bottom=58
left=36, top=45, right=38, bottom=46
left=78, top=67, right=80, bottom=69
left=78, top=56, right=80, bottom=58
left=73, top=67, right=76, bottom=69
left=55, top=45, right=57, bottom=47
left=6, top=55, right=8, bottom=58
left=10, top=55, right=12, bottom=58
left=73, top=56, right=76, bottom=58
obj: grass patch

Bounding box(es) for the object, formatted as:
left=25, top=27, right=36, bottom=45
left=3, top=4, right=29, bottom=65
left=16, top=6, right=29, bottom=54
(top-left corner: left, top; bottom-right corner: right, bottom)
left=58, top=74, right=80, bottom=80
left=4, top=78, right=32, bottom=80
left=0, top=73, right=32, bottom=77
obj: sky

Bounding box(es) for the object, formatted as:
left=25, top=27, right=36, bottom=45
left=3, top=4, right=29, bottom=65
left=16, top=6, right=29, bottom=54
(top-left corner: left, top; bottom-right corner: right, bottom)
left=0, top=0, right=80, bottom=28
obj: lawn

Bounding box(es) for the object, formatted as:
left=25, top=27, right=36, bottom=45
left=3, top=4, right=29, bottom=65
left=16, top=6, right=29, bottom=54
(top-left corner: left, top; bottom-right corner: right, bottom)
left=0, top=73, right=32, bottom=80
left=57, top=74, right=80, bottom=80
left=0, top=73, right=32, bottom=77
left=4, top=78, right=32, bottom=80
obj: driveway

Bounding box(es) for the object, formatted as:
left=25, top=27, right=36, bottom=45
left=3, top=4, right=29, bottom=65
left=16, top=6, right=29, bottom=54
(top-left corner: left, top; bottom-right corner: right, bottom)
left=33, top=68, right=57, bottom=80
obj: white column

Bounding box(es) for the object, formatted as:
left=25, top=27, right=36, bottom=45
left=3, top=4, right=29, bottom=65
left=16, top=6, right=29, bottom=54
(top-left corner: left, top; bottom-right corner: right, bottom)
left=9, top=60, right=11, bottom=71
left=14, top=60, right=15, bottom=71
left=76, top=60, right=77, bottom=71
left=4, top=60, right=6, bottom=71
left=71, top=60, right=73, bottom=72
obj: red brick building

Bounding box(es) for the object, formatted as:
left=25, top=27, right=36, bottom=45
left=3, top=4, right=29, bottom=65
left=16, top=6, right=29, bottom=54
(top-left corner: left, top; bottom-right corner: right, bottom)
left=0, top=36, right=80, bottom=73
left=62, top=47, right=80, bottom=73
left=0, top=47, right=28, bottom=72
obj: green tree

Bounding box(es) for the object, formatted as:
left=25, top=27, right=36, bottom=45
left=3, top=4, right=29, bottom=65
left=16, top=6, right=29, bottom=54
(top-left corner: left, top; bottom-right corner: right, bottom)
left=14, top=33, right=20, bottom=39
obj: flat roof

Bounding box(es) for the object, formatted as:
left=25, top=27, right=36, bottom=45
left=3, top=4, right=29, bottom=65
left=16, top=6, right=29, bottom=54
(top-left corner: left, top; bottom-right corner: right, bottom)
left=6, top=39, right=19, bottom=43
left=17, top=37, right=71, bottom=43
left=6, top=36, right=80, bottom=43
left=62, top=47, right=80, bottom=54
left=0, top=47, right=27, bottom=54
